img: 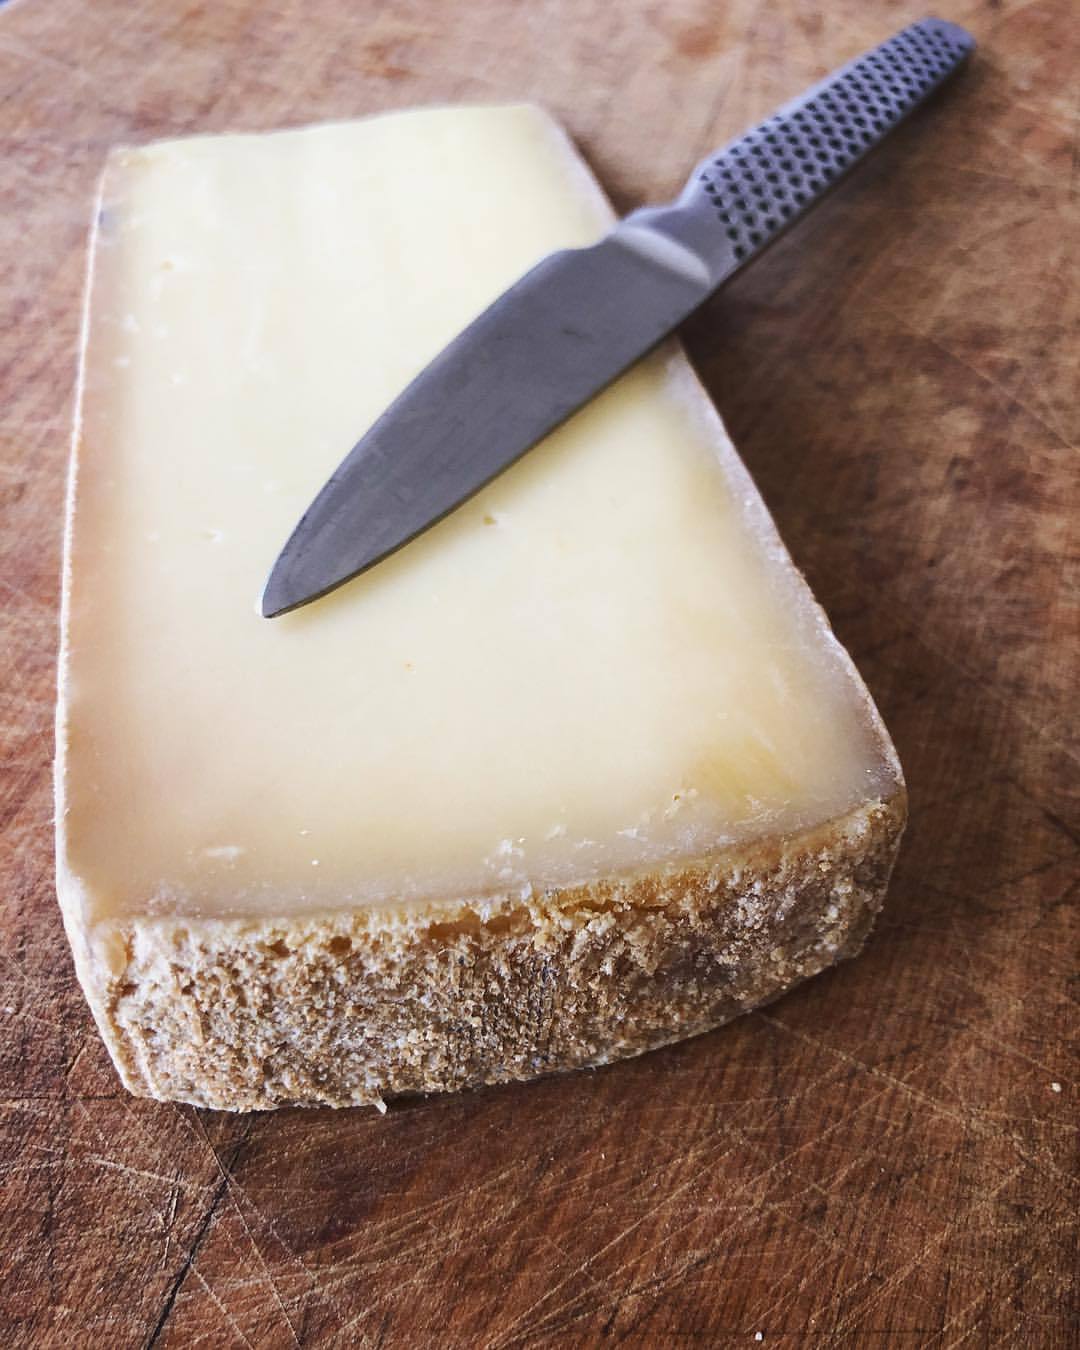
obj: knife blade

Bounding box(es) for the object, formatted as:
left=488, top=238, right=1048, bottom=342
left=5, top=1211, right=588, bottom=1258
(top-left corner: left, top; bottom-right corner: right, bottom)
left=262, top=17, right=974, bottom=617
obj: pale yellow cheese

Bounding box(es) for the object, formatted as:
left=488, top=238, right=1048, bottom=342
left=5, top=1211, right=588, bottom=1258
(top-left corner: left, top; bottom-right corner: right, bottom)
left=58, top=104, right=899, bottom=932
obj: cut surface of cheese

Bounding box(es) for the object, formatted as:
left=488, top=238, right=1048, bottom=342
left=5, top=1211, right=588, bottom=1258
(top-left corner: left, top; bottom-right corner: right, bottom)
left=57, top=105, right=904, bottom=1110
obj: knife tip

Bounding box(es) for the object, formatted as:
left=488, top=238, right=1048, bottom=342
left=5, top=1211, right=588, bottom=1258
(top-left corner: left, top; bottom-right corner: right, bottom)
left=260, top=547, right=350, bottom=618
left=259, top=561, right=303, bottom=619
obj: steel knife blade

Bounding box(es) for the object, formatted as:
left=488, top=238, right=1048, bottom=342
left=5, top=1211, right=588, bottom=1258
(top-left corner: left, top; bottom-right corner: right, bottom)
left=262, top=17, right=974, bottom=617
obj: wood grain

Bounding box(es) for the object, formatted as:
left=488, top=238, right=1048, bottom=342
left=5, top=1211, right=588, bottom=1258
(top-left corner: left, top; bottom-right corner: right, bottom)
left=1, top=0, right=1076, bottom=1344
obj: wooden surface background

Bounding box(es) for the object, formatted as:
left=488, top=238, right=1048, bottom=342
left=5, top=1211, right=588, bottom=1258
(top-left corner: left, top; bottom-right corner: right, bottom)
left=1, top=0, right=1076, bottom=1345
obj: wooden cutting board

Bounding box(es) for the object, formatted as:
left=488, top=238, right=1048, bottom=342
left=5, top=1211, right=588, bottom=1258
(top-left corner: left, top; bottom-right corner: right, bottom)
left=1, top=0, right=1075, bottom=1344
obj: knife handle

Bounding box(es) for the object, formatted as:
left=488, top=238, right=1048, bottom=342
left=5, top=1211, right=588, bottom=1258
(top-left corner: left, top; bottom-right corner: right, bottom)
left=629, top=17, right=974, bottom=286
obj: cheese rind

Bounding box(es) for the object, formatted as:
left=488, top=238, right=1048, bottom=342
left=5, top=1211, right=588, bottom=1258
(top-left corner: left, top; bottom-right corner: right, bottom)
left=57, top=105, right=905, bottom=1109
left=78, top=801, right=904, bottom=1110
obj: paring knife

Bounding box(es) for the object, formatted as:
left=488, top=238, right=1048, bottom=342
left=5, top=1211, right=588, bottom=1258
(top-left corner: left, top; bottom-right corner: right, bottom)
left=262, top=17, right=974, bottom=618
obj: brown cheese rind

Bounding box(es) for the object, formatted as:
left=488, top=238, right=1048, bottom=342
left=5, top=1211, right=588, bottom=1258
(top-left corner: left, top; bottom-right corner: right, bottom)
left=60, top=794, right=904, bottom=1111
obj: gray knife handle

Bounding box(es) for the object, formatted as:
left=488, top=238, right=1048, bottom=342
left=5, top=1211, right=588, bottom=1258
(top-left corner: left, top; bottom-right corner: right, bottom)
left=628, top=17, right=975, bottom=286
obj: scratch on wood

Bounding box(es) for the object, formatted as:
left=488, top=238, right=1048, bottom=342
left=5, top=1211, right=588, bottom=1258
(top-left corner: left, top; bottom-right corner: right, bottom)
left=143, top=1118, right=255, bottom=1349
left=189, top=1111, right=302, bottom=1347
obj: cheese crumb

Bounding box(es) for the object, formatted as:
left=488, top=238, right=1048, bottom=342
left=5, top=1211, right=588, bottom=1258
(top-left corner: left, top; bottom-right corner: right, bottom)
left=203, top=845, right=244, bottom=862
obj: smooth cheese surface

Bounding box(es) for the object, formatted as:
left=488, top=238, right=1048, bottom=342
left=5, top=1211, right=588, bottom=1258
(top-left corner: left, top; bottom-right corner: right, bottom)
left=60, top=105, right=898, bottom=921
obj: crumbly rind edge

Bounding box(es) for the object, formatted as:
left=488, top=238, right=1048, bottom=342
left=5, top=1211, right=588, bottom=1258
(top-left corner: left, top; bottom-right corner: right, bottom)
left=56, top=791, right=905, bottom=1111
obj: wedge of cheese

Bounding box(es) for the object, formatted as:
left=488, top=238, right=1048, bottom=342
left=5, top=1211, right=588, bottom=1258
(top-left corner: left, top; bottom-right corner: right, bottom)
left=56, top=105, right=905, bottom=1111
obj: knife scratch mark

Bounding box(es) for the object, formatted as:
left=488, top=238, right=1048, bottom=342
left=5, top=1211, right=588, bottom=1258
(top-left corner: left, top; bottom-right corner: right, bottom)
left=827, top=1164, right=1028, bottom=1343
left=756, top=1013, right=1078, bottom=1187
left=515, top=1074, right=912, bottom=1346
left=183, top=1260, right=258, bottom=1350
left=0, top=34, right=100, bottom=90
left=144, top=1119, right=255, bottom=1350
left=189, top=1111, right=302, bottom=1347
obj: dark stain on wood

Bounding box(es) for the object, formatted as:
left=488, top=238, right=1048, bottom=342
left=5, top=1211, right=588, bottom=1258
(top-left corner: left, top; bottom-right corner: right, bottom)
left=671, top=21, right=721, bottom=61
left=361, top=39, right=412, bottom=83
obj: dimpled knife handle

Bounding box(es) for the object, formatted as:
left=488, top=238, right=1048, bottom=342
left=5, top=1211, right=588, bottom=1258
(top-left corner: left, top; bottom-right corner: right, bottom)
left=682, top=18, right=975, bottom=279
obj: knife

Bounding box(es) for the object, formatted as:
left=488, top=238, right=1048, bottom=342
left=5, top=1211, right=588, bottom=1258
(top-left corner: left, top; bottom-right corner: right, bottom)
left=261, top=17, right=974, bottom=618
